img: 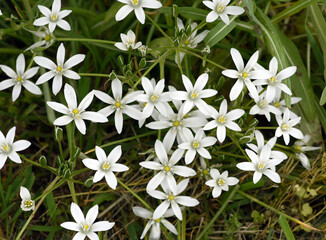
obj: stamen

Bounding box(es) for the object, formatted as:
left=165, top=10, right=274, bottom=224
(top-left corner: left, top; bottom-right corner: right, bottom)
left=190, top=91, right=198, bottom=99
left=173, top=120, right=180, bottom=127
left=202, top=169, right=209, bottom=175
left=218, top=115, right=227, bottom=123
left=168, top=195, right=174, bottom=201
left=72, top=109, right=79, bottom=115
left=216, top=4, right=226, bottom=12
left=164, top=166, right=170, bottom=172
left=192, top=141, right=200, bottom=149
left=242, top=72, right=248, bottom=78
left=281, top=124, right=290, bottom=131
left=102, top=163, right=110, bottom=170
left=270, top=77, right=276, bottom=83
left=151, top=94, right=159, bottom=102
left=184, top=40, right=190, bottom=46
left=57, top=66, right=62, bottom=72
left=45, top=35, right=52, bottom=42
left=115, top=101, right=121, bottom=108
left=51, top=13, right=57, bottom=21
left=275, top=102, right=280, bottom=107
left=17, top=76, right=22, bottom=82
left=217, top=178, right=225, bottom=186
left=24, top=200, right=33, bottom=208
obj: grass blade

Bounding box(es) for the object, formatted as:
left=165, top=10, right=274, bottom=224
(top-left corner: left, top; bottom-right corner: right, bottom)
left=278, top=215, right=295, bottom=240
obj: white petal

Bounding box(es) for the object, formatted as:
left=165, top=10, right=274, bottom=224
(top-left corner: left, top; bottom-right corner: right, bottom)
left=70, top=202, right=85, bottom=224
left=91, top=221, right=115, bottom=232
left=86, top=205, right=98, bottom=225
left=34, top=56, right=56, bottom=70
left=105, top=171, right=118, bottom=189
left=264, top=169, right=281, bottom=183
left=53, top=115, right=73, bottom=126
left=23, top=80, right=42, bottom=95
left=115, top=5, right=134, bottom=21
left=75, top=118, right=86, bottom=135
left=20, top=186, right=31, bottom=199
left=64, top=54, right=85, bottom=69
left=152, top=201, right=170, bottom=220
left=253, top=171, right=262, bottom=184
left=60, top=222, right=81, bottom=232
left=12, top=140, right=31, bottom=152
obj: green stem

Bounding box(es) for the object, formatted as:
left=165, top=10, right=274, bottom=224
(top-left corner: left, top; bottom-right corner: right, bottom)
left=196, top=185, right=240, bottom=240
left=15, top=177, right=60, bottom=240
left=117, top=179, right=152, bottom=211
left=79, top=73, right=110, bottom=78
left=183, top=50, right=227, bottom=70
left=146, top=13, right=161, bottom=46
left=26, top=52, right=37, bottom=70
left=20, top=154, right=57, bottom=173
left=146, top=15, right=174, bottom=45
left=55, top=38, right=116, bottom=45
left=68, top=180, right=78, bottom=204
left=229, top=135, right=250, bottom=162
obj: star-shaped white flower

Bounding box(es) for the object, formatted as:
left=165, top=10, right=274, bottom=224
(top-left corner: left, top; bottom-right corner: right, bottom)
left=94, top=79, right=144, bottom=134
left=25, top=27, right=55, bottom=52
left=133, top=207, right=178, bottom=239
left=47, top=84, right=108, bottom=135
left=137, top=77, right=171, bottom=118
left=140, top=140, right=195, bottom=193
left=275, top=108, right=303, bottom=145
left=237, top=145, right=282, bottom=184
left=149, top=179, right=199, bottom=220
left=222, top=48, right=269, bottom=101
left=115, top=29, right=142, bottom=51
left=33, top=0, right=72, bottom=33
left=203, top=99, right=244, bottom=143
left=203, top=0, right=244, bottom=25
left=82, top=146, right=128, bottom=189
left=178, top=129, right=217, bottom=164
left=253, top=57, right=296, bottom=102
left=115, top=0, right=162, bottom=24
left=20, top=186, right=35, bottom=211
left=170, top=74, right=218, bottom=115
left=0, top=54, right=41, bottom=102
left=34, top=43, right=85, bottom=95
left=0, top=127, right=31, bottom=169
left=60, top=203, right=114, bottom=240
left=205, top=169, right=238, bottom=198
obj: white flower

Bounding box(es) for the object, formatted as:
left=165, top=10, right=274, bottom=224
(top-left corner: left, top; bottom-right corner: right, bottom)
left=237, top=146, right=282, bottom=184
left=0, top=54, right=41, bottom=102
left=205, top=169, right=238, bottom=198
left=60, top=203, right=114, bottom=240
left=271, top=90, right=301, bottom=118
left=82, top=146, right=128, bottom=189
left=115, top=0, right=162, bottom=24
left=175, top=18, right=209, bottom=63
left=247, top=130, right=287, bottom=162
left=203, top=99, right=244, bottom=143
left=137, top=77, right=171, bottom=118
left=20, top=186, right=35, bottom=211
left=0, top=127, right=31, bottom=169
left=0, top=10, right=2, bottom=15
left=178, top=129, right=217, bottom=164
left=140, top=140, right=195, bottom=193
left=203, top=0, right=244, bottom=25
left=94, top=79, right=144, bottom=134
left=138, top=45, right=148, bottom=56
left=133, top=207, right=178, bottom=239
left=293, top=135, right=321, bottom=170
left=253, top=57, right=296, bottom=102
left=249, top=92, right=282, bottom=122
left=170, top=74, right=217, bottom=115
left=149, top=179, right=199, bottom=220
left=222, top=48, right=269, bottom=101
left=275, top=108, right=303, bottom=145
left=47, top=84, right=108, bottom=135
left=25, top=27, right=55, bottom=52
left=34, top=43, right=85, bottom=95
left=115, top=29, right=142, bottom=51
left=146, top=102, right=207, bottom=151
left=33, top=0, right=72, bottom=33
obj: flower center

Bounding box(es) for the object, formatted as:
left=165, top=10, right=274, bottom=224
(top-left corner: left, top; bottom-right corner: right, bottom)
left=190, top=91, right=198, bottom=99
left=173, top=120, right=180, bottom=127
left=258, top=99, right=268, bottom=108
left=102, top=162, right=110, bottom=171
left=57, top=66, right=63, bottom=72
left=270, top=76, right=276, bottom=83
left=83, top=224, right=90, bottom=232
left=115, top=101, right=121, bottom=108
left=217, top=178, right=225, bottom=186
left=50, top=13, right=58, bottom=21
left=127, top=38, right=135, bottom=47
left=184, top=40, right=190, bottom=46
left=155, top=218, right=161, bottom=223
left=258, top=163, right=265, bottom=169
left=216, top=4, right=226, bottom=13
left=164, top=166, right=170, bottom=172
left=242, top=72, right=248, bottom=78
left=132, top=0, right=139, bottom=5
left=275, top=102, right=280, bottom=108
left=16, top=76, right=23, bottom=82
left=281, top=123, right=290, bottom=131
left=24, top=199, right=33, bottom=208
left=202, top=169, right=209, bottom=175
left=72, top=108, right=79, bottom=115
left=295, top=145, right=301, bottom=150
left=192, top=141, right=200, bottom=149
left=218, top=115, right=227, bottom=124
left=45, top=35, right=52, bottom=42
left=1, top=143, right=10, bottom=153
left=168, top=195, right=174, bottom=201
left=151, top=94, right=159, bottom=102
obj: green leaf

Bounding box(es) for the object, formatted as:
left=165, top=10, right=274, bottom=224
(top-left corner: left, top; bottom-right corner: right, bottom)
left=320, top=87, right=326, bottom=105
left=271, top=0, right=321, bottom=23
left=159, top=7, right=209, bottom=20
left=204, top=16, right=236, bottom=47
left=278, top=215, right=295, bottom=240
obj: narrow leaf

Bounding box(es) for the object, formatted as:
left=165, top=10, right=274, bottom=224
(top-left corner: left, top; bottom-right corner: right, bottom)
left=278, top=215, right=295, bottom=240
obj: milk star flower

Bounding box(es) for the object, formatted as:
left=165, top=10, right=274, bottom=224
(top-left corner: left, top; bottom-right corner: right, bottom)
left=222, top=48, right=269, bottom=101
left=47, top=84, right=108, bottom=135
left=203, top=99, right=244, bottom=143
left=170, top=73, right=218, bottom=115
left=115, top=29, right=142, bottom=51
left=275, top=108, right=303, bottom=145
left=34, top=43, right=85, bottom=95
left=94, top=78, right=144, bottom=134
left=0, top=53, right=41, bottom=102
left=140, top=140, right=195, bottom=193
left=253, top=57, right=296, bottom=102
left=115, top=0, right=162, bottom=24
left=20, top=186, right=35, bottom=211
left=149, top=179, right=200, bottom=220
left=33, top=0, right=72, bottom=33
left=237, top=146, right=282, bottom=184
left=82, top=145, right=128, bottom=190
left=249, top=92, right=281, bottom=122
left=205, top=169, right=239, bottom=198
left=133, top=207, right=178, bottom=239
left=203, top=0, right=245, bottom=25
left=60, top=203, right=114, bottom=240
left=0, top=127, right=31, bottom=169
left=25, top=27, right=55, bottom=52
left=178, top=129, right=217, bottom=164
